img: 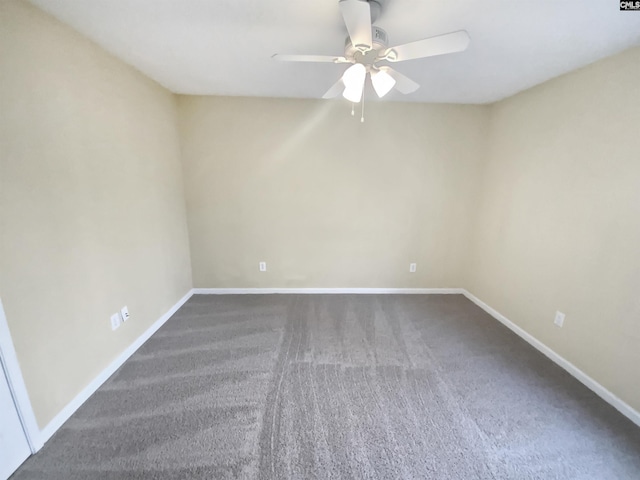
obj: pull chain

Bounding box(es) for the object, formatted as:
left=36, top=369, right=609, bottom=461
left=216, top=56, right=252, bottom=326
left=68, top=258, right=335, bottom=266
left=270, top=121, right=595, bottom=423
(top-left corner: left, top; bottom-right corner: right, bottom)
left=360, top=94, right=365, bottom=123
left=351, top=103, right=355, bottom=116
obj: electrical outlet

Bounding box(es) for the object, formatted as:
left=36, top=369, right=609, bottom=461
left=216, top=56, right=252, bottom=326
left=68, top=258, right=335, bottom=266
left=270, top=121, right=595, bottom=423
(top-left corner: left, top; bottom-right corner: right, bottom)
left=259, top=262, right=267, bottom=272
left=121, top=306, right=130, bottom=322
left=409, top=263, right=417, bottom=273
left=554, top=311, right=565, bottom=327
left=110, top=313, right=121, bottom=331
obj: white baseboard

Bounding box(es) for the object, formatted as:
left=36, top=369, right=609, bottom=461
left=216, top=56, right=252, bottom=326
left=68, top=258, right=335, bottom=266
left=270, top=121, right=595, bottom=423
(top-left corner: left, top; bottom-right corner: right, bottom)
left=462, top=289, right=640, bottom=428
left=38, top=289, right=194, bottom=446
left=35, top=286, right=639, bottom=450
left=193, top=288, right=463, bottom=295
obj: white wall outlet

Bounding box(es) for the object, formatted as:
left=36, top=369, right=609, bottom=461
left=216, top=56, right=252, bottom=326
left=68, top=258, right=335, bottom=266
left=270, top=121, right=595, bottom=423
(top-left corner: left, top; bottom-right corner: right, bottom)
left=259, top=262, right=267, bottom=272
left=409, top=263, right=417, bottom=273
left=110, top=313, right=121, bottom=331
left=120, top=306, right=130, bottom=322
left=554, top=311, right=565, bottom=327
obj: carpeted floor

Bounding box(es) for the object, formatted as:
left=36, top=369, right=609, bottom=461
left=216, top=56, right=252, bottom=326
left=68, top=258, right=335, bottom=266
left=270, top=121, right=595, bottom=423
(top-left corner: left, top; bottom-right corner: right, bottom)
left=12, top=294, right=640, bottom=479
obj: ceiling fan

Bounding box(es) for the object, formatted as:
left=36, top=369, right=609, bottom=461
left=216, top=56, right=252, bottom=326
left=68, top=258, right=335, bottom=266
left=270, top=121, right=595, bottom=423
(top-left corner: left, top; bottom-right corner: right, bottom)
left=272, top=0, right=470, bottom=105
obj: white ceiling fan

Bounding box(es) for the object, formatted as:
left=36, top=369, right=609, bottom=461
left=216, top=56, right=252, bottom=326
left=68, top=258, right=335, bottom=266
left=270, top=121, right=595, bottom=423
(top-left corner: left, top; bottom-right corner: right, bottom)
left=272, top=0, right=470, bottom=104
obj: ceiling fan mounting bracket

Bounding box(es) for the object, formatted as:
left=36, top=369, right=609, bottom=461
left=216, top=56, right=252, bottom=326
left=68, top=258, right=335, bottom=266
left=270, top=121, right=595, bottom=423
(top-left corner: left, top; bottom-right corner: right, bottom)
left=367, top=0, right=383, bottom=24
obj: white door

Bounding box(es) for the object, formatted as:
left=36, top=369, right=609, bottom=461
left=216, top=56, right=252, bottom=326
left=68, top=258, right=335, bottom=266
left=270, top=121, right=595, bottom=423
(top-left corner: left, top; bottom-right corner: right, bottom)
left=0, top=357, right=31, bottom=480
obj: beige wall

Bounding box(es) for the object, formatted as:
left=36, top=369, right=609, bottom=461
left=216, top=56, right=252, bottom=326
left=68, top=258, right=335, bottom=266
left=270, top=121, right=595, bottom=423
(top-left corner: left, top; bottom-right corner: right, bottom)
left=465, top=47, right=640, bottom=411
left=178, top=96, right=488, bottom=288
left=0, top=1, right=192, bottom=427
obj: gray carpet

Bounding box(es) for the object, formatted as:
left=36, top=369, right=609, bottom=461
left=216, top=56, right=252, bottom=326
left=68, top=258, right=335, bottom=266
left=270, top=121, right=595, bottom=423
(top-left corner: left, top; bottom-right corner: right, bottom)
left=13, top=294, right=640, bottom=479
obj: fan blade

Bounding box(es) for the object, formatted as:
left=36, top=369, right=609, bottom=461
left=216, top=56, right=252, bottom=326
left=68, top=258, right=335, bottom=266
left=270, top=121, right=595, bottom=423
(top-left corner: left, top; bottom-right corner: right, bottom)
left=384, top=67, right=420, bottom=94
left=384, top=30, right=470, bottom=62
left=322, top=78, right=345, bottom=99
left=339, top=0, right=372, bottom=51
left=272, top=54, right=348, bottom=63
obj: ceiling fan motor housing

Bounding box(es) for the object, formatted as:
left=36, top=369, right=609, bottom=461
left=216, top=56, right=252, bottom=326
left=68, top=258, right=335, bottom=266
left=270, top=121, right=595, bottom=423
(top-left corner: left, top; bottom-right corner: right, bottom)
left=344, top=26, right=388, bottom=62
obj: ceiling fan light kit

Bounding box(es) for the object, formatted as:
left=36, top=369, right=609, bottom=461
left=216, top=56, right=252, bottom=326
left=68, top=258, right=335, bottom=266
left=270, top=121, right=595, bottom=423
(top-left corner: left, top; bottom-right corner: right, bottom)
left=342, top=63, right=367, bottom=102
left=371, top=67, right=396, bottom=98
left=272, top=0, right=471, bottom=118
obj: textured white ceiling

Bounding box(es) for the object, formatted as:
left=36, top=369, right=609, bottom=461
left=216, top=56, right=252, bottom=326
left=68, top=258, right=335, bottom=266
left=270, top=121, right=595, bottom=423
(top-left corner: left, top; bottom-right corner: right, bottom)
left=29, top=0, right=640, bottom=104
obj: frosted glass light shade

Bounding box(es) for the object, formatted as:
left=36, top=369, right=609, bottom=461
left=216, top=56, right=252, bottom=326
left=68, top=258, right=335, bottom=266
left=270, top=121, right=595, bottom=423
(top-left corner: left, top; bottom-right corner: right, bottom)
left=372, top=68, right=396, bottom=98
left=342, top=63, right=366, bottom=103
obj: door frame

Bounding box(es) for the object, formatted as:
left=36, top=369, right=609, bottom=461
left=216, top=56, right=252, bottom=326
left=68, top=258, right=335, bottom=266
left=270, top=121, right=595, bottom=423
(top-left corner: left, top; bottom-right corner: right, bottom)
left=0, top=298, right=42, bottom=453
